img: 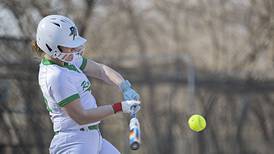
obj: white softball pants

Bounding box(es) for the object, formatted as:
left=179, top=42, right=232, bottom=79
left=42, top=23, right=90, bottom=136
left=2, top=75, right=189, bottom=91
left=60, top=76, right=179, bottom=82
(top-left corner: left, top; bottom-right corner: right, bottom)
left=49, top=130, right=120, bottom=154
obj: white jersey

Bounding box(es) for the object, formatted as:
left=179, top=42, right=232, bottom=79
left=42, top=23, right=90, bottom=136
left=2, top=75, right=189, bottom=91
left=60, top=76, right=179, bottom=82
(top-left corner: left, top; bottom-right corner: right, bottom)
left=38, top=56, right=100, bottom=132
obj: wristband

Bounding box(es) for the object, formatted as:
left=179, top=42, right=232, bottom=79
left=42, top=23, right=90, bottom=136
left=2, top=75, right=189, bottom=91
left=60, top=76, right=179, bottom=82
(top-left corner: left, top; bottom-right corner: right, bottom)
left=112, top=102, right=122, bottom=113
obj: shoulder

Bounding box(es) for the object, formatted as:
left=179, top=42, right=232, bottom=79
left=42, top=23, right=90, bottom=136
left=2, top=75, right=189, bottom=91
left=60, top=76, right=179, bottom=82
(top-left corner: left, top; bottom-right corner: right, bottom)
left=52, top=69, right=71, bottom=85
left=40, top=65, right=70, bottom=86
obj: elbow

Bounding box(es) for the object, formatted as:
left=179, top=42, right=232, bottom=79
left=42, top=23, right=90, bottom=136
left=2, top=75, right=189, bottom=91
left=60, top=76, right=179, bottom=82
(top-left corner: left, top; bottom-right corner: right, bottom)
left=63, top=102, right=95, bottom=125
left=72, top=112, right=97, bottom=125
left=74, top=118, right=87, bottom=125
left=73, top=117, right=86, bottom=125
left=71, top=112, right=89, bottom=125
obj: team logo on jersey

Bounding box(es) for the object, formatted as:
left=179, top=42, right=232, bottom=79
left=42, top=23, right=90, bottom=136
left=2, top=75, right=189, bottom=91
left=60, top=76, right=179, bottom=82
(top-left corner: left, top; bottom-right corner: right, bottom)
left=81, top=80, right=91, bottom=92
left=69, top=26, right=77, bottom=40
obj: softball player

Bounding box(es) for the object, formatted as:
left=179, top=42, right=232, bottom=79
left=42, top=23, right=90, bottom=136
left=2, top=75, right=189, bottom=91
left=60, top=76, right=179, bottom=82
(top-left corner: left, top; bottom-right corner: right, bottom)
left=33, top=15, right=141, bottom=154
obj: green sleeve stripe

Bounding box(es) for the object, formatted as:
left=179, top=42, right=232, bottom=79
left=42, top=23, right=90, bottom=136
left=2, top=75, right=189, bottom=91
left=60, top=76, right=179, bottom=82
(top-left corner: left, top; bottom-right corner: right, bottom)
left=58, top=94, right=80, bottom=107
left=80, top=57, right=87, bottom=70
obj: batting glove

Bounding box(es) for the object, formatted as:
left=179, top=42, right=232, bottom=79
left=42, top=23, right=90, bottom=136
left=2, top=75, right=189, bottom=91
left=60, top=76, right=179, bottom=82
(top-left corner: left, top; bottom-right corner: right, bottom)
left=120, top=80, right=140, bottom=101
left=112, top=100, right=141, bottom=114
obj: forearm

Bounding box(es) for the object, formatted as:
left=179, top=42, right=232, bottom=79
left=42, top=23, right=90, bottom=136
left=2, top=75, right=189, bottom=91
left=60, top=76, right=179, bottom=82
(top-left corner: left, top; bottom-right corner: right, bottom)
left=63, top=98, right=140, bottom=125
left=70, top=102, right=134, bottom=125
left=100, top=64, right=124, bottom=87
left=83, top=59, right=140, bottom=100
left=79, top=105, right=114, bottom=125
left=84, top=60, right=124, bottom=88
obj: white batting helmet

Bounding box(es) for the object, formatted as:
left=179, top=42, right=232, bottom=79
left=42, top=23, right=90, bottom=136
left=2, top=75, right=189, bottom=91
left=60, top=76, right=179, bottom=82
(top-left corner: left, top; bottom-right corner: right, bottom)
left=36, top=15, right=86, bottom=60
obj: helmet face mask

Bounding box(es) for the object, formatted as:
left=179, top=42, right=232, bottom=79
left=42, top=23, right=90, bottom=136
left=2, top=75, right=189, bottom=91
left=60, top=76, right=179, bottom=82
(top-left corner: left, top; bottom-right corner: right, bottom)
left=57, top=45, right=85, bottom=62
left=36, top=15, right=86, bottom=62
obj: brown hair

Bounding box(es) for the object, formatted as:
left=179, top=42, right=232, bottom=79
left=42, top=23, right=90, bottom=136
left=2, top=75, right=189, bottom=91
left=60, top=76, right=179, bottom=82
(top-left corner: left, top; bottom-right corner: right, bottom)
left=31, top=41, right=45, bottom=58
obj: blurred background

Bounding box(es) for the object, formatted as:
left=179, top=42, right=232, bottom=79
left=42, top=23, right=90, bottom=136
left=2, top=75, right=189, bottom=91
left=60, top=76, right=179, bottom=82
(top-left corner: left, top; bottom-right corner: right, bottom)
left=1, top=0, right=274, bottom=154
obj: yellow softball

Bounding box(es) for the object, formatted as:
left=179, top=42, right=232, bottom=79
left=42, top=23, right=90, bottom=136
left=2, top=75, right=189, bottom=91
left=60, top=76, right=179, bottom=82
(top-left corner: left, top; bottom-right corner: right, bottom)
left=188, top=114, right=206, bottom=132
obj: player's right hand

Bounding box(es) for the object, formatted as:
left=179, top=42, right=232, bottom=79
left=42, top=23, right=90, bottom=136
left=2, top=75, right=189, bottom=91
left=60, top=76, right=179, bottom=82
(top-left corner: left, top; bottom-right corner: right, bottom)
left=122, top=100, right=141, bottom=114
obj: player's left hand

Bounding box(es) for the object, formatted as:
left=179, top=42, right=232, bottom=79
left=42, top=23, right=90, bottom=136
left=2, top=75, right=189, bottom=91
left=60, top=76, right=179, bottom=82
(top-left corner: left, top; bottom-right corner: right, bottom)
left=120, top=80, right=140, bottom=101
left=123, top=88, right=140, bottom=101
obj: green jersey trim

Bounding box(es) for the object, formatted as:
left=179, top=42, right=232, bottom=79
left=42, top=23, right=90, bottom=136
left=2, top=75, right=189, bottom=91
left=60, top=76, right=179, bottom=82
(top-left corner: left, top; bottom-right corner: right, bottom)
left=42, top=57, right=62, bottom=66
left=64, top=63, right=80, bottom=73
left=80, top=57, right=87, bottom=70
left=42, top=58, right=80, bottom=73
left=43, top=97, right=53, bottom=113
left=58, top=94, right=80, bottom=107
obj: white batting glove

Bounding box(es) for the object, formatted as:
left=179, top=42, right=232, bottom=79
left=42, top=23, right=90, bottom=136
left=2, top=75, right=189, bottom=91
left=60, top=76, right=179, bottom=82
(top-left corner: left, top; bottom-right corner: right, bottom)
left=112, top=100, right=141, bottom=114
left=122, top=100, right=141, bottom=114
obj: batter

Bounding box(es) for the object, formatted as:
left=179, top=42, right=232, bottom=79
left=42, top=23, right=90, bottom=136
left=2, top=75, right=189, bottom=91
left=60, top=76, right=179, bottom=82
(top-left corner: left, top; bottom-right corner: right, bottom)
left=33, top=15, right=141, bottom=154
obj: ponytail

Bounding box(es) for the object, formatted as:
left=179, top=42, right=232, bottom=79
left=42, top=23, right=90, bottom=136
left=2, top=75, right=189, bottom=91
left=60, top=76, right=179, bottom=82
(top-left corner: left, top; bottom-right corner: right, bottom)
left=31, top=41, right=45, bottom=58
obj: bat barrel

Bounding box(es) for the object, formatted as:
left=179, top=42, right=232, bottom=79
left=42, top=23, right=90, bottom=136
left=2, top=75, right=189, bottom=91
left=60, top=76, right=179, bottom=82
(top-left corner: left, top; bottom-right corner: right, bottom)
left=129, top=117, right=141, bottom=150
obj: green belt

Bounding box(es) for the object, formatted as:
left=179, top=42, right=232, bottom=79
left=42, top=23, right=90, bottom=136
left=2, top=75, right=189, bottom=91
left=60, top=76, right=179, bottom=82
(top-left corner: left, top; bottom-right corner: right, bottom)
left=54, top=124, right=99, bottom=135
left=86, top=125, right=99, bottom=131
